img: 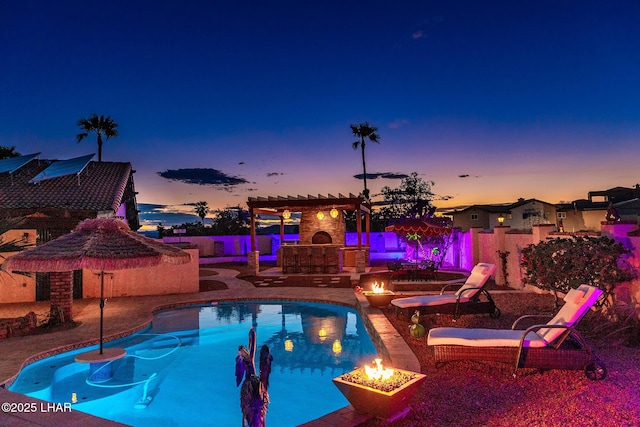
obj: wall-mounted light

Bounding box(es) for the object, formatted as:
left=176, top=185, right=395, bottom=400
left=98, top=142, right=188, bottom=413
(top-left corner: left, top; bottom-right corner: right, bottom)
left=282, top=210, right=291, bottom=219
left=332, top=340, right=342, bottom=354
left=497, top=214, right=505, bottom=225
left=330, top=208, right=339, bottom=219
left=317, top=211, right=325, bottom=220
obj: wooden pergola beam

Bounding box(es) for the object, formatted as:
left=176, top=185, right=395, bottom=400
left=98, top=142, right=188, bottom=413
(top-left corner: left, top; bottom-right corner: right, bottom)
left=247, top=193, right=371, bottom=253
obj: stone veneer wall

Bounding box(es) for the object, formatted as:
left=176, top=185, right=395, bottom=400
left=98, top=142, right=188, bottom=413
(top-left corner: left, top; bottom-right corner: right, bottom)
left=50, top=271, right=73, bottom=322
left=299, top=209, right=345, bottom=246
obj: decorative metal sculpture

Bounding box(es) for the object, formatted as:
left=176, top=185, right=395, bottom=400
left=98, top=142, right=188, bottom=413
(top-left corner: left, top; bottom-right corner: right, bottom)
left=236, top=327, right=273, bottom=427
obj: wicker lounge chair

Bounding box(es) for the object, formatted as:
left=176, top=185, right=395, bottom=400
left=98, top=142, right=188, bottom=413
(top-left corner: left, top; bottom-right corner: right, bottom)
left=391, top=263, right=498, bottom=321
left=427, top=284, right=607, bottom=380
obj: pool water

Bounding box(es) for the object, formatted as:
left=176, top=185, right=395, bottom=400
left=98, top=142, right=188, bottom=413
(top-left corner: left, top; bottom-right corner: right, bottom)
left=9, top=301, right=378, bottom=426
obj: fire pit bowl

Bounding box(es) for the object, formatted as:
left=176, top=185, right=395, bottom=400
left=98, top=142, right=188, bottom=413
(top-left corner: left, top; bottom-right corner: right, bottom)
left=362, top=291, right=395, bottom=308
left=333, top=360, right=425, bottom=420
left=362, top=281, right=395, bottom=308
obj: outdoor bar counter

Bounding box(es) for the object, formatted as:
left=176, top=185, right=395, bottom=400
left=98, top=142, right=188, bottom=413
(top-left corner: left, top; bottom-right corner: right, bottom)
left=281, top=244, right=343, bottom=274
left=280, top=244, right=371, bottom=273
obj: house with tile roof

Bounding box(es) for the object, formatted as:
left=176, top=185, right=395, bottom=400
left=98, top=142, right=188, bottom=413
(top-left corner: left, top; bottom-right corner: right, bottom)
left=0, top=154, right=142, bottom=303
left=0, top=153, right=140, bottom=237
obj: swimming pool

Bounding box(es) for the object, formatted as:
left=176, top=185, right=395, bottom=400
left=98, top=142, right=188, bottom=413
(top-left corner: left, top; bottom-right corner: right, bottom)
left=9, top=301, right=378, bottom=426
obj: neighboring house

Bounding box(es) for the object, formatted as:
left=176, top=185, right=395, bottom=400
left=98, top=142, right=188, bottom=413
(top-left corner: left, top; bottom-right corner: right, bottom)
left=444, top=186, right=640, bottom=233
left=446, top=198, right=557, bottom=231
left=0, top=153, right=141, bottom=303
left=507, top=198, right=558, bottom=230
left=587, top=186, right=640, bottom=204
left=613, top=198, right=640, bottom=223
left=555, top=199, right=607, bottom=232
left=556, top=186, right=640, bottom=232
left=443, top=204, right=507, bottom=231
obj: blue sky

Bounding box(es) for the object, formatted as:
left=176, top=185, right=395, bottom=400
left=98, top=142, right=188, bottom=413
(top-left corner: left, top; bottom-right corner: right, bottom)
left=2, top=1, right=639, bottom=220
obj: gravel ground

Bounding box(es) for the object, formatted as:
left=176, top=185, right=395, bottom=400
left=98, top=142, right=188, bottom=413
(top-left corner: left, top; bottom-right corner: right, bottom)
left=366, top=292, right=640, bottom=427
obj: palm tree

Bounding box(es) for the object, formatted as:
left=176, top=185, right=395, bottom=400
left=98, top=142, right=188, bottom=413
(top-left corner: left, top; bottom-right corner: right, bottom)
left=76, top=114, right=119, bottom=162
left=0, top=145, right=21, bottom=160
left=194, top=201, right=209, bottom=225
left=351, top=122, right=380, bottom=201
left=0, top=218, right=32, bottom=281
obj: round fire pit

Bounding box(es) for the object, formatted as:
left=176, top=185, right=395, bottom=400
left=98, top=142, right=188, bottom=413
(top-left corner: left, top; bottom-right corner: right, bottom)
left=362, top=291, right=395, bottom=308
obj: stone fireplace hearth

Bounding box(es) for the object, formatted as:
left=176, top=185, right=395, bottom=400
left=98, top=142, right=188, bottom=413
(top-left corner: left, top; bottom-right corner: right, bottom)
left=312, top=231, right=332, bottom=244
left=299, top=210, right=345, bottom=245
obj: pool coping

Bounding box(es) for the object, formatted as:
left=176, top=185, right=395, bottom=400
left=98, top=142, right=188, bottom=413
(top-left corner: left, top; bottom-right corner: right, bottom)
left=0, top=272, right=419, bottom=427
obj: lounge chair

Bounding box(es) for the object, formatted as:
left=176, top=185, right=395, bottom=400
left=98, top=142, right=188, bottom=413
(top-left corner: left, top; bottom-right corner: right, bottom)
left=390, top=263, right=498, bottom=321
left=427, top=284, right=607, bottom=380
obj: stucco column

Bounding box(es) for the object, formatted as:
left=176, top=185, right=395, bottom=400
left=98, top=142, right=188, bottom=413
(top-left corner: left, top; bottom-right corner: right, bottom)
left=531, top=224, right=556, bottom=244
left=600, top=221, right=639, bottom=240
left=493, top=226, right=509, bottom=286
left=469, top=227, right=483, bottom=267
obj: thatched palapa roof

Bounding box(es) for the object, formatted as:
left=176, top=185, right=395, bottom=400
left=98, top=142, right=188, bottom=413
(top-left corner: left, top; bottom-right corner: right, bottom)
left=4, top=218, right=190, bottom=272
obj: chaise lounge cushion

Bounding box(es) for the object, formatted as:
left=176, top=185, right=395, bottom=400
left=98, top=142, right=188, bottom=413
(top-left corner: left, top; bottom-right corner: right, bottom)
left=536, top=285, right=603, bottom=344
left=427, top=284, right=603, bottom=348
left=427, top=327, right=547, bottom=348
left=392, top=294, right=468, bottom=309
left=391, top=263, right=496, bottom=310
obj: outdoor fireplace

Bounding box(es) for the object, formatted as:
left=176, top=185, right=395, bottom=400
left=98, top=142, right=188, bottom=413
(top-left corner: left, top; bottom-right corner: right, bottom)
left=247, top=193, right=370, bottom=274
left=299, top=211, right=344, bottom=245
left=312, top=231, right=332, bottom=244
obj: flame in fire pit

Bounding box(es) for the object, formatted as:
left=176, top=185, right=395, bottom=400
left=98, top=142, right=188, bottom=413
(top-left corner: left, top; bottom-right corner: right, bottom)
left=371, top=281, right=386, bottom=294
left=364, top=358, right=394, bottom=381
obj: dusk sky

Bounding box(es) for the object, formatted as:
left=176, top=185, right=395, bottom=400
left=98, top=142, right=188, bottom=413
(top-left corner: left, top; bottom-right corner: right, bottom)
left=2, top=1, right=639, bottom=219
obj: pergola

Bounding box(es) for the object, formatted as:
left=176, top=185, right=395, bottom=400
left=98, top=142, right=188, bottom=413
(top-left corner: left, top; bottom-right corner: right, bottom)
left=246, top=193, right=371, bottom=273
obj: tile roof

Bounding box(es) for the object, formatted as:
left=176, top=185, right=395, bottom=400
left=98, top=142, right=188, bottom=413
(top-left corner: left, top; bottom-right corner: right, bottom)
left=0, top=159, right=132, bottom=213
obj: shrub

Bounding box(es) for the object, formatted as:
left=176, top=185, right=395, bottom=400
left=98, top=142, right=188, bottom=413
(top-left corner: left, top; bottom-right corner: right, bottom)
left=520, top=236, right=633, bottom=303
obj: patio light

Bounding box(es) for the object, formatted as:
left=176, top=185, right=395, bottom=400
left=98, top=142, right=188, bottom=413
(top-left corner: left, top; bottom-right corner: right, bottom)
left=330, top=208, right=339, bottom=218
left=317, top=211, right=325, bottom=220
left=332, top=340, right=342, bottom=354
left=318, top=328, right=327, bottom=341
left=282, top=209, right=291, bottom=219
left=284, top=339, right=294, bottom=352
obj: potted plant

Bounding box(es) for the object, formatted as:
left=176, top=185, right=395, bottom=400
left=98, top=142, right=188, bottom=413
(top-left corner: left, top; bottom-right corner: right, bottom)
left=333, top=358, right=426, bottom=420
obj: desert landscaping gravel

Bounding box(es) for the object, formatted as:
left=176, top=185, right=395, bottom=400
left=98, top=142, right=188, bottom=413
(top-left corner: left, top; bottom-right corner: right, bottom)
left=363, top=292, right=640, bottom=427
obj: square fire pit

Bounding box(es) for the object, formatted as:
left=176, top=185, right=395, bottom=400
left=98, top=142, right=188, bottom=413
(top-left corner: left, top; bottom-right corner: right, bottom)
left=333, top=360, right=426, bottom=420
